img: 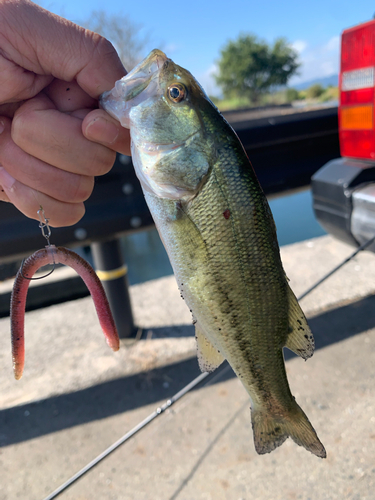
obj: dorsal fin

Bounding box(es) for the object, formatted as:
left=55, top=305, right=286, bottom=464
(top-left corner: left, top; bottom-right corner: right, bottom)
left=284, top=285, right=314, bottom=360
left=195, top=323, right=225, bottom=372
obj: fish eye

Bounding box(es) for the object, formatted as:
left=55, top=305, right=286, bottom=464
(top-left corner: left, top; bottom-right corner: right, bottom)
left=167, top=83, right=187, bottom=103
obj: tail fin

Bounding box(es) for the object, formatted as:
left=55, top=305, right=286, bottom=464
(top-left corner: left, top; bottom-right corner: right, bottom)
left=251, top=401, right=326, bottom=458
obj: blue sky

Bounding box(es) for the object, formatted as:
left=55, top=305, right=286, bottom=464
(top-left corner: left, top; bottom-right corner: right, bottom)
left=38, top=0, right=375, bottom=94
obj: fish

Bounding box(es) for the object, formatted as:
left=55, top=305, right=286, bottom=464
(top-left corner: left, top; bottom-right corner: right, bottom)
left=100, top=49, right=326, bottom=458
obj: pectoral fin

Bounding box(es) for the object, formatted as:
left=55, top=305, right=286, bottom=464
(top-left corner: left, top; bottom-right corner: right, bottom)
left=285, top=286, right=314, bottom=360
left=195, top=324, right=225, bottom=373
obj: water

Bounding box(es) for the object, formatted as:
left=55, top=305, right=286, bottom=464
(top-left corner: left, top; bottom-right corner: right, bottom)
left=122, top=188, right=326, bottom=285
left=121, top=228, right=173, bottom=285
left=268, top=188, right=326, bottom=247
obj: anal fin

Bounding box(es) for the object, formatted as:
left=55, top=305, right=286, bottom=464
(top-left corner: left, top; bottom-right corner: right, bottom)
left=195, top=323, right=225, bottom=373
left=285, top=285, right=314, bottom=360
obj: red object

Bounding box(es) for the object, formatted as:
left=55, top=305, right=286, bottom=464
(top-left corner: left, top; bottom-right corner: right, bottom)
left=339, top=20, right=375, bottom=159
left=10, top=246, right=119, bottom=380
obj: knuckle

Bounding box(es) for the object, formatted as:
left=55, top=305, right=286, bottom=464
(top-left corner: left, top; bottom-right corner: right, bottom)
left=96, top=36, right=116, bottom=56
left=91, top=35, right=119, bottom=66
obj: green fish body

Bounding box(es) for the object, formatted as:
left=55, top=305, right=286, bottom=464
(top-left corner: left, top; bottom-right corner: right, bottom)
left=101, top=50, right=326, bottom=458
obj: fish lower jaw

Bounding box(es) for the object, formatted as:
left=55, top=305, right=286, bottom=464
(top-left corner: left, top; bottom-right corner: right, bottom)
left=137, top=141, right=183, bottom=155
left=133, top=160, right=195, bottom=201
left=131, top=141, right=199, bottom=201
left=141, top=179, right=196, bottom=201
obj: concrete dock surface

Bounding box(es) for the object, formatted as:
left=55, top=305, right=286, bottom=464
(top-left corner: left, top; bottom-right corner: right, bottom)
left=0, top=234, right=374, bottom=500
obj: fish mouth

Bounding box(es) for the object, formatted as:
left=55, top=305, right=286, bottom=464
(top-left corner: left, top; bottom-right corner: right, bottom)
left=100, top=49, right=168, bottom=128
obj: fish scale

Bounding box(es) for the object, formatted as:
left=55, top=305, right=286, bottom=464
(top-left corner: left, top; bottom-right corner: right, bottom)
left=100, top=48, right=326, bottom=458
left=185, top=140, right=290, bottom=403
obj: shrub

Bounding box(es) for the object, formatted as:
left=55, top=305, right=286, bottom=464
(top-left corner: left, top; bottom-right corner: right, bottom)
left=306, top=84, right=325, bottom=99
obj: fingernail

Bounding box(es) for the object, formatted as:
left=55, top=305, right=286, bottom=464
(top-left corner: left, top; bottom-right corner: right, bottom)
left=0, top=167, right=15, bottom=192
left=0, top=121, right=4, bottom=134
left=85, top=117, right=119, bottom=145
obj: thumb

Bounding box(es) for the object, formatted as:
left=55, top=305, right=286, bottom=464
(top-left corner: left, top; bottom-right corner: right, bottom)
left=83, top=109, right=131, bottom=156
left=0, top=0, right=126, bottom=97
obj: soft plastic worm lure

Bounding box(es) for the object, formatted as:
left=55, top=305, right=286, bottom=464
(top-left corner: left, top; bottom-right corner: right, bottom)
left=10, top=245, right=120, bottom=380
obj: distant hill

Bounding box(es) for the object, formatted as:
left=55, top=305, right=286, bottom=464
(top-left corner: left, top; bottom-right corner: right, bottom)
left=292, top=74, right=338, bottom=90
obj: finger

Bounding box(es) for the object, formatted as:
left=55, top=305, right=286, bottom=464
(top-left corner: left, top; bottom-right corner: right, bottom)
left=83, top=109, right=131, bottom=155
left=0, top=102, right=23, bottom=119
left=12, top=94, right=116, bottom=176
left=0, top=116, right=94, bottom=203
left=43, top=79, right=97, bottom=113
left=0, top=184, right=10, bottom=202
left=1, top=1, right=126, bottom=97
left=0, top=54, right=53, bottom=103
left=0, top=167, right=85, bottom=227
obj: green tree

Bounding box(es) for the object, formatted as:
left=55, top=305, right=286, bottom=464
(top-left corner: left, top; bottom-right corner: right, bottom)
left=306, top=83, right=324, bottom=99
left=215, top=34, right=300, bottom=104
left=285, top=88, right=300, bottom=102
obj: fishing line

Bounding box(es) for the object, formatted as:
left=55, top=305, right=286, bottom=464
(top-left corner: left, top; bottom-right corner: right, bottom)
left=297, top=235, right=375, bottom=301
left=40, top=235, right=375, bottom=500
left=20, top=206, right=56, bottom=280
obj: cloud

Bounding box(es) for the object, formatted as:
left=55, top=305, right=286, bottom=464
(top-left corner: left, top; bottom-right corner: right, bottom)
left=324, top=36, right=340, bottom=52
left=290, top=35, right=340, bottom=85
left=196, top=64, right=221, bottom=96
left=291, top=40, right=308, bottom=54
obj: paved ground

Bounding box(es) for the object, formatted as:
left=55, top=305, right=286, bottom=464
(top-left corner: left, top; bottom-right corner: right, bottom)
left=0, top=234, right=375, bottom=500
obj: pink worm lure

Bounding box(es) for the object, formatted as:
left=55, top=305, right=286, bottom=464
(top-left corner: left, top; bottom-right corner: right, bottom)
left=10, top=245, right=120, bottom=380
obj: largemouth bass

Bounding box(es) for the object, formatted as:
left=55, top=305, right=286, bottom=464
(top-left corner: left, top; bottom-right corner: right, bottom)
left=100, top=49, right=326, bottom=458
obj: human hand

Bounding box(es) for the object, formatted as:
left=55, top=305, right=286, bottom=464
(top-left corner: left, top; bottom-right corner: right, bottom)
left=0, top=0, right=130, bottom=226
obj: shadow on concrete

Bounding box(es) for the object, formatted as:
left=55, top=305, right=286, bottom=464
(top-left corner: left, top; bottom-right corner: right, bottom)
left=285, top=293, right=375, bottom=361
left=1, top=293, right=374, bottom=447
left=0, top=357, right=234, bottom=448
